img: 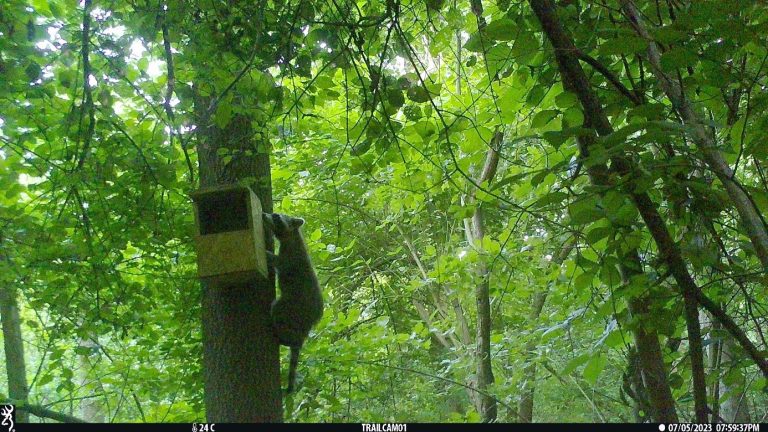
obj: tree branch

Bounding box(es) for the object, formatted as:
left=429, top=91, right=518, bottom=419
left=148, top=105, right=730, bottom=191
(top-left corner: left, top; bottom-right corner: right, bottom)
left=575, top=49, right=643, bottom=105
left=6, top=402, right=88, bottom=423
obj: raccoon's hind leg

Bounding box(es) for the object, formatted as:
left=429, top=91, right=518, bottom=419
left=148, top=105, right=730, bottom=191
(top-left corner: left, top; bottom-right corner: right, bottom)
left=271, top=301, right=309, bottom=347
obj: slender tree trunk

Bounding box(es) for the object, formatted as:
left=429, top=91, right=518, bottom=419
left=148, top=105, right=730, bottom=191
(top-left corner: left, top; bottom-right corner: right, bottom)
left=701, top=311, right=752, bottom=423
left=0, top=287, right=29, bottom=423
left=518, top=237, right=575, bottom=423
left=517, top=289, right=547, bottom=423
left=464, top=144, right=501, bottom=422
left=457, top=3, right=500, bottom=419
left=619, top=0, right=768, bottom=268
left=622, top=347, right=652, bottom=422
left=400, top=226, right=499, bottom=419
left=194, top=95, right=282, bottom=421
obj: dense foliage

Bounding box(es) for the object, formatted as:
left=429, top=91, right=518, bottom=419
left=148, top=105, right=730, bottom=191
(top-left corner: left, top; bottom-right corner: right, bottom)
left=1, top=0, right=767, bottom=423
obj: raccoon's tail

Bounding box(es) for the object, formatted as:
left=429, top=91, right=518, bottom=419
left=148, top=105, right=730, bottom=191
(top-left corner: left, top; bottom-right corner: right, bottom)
left=287, top=346, right=301, bottom=393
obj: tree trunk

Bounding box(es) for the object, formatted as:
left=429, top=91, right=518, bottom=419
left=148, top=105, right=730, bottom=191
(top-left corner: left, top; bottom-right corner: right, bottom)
left=626, top=298, right=679, bottom=421
left=400, top=226, right=498, bottom=419
left=464, top=145, right=501, bottom=423
left=0, top=287, right=29, bottom=423
left=194, top=97, right=282, bottom=421
left=455, top=5, right=499, bottom=414
left=623, top=347, right=652, bottom=422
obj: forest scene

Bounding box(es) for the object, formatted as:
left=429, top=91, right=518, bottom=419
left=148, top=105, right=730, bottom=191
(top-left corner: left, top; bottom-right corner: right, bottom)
left=2, top=0, right=768, bottom=424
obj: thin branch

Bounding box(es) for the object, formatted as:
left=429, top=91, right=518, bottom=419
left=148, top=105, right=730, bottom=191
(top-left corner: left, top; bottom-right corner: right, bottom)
left=75, top=0, right=95, bottom=171
left=161, top=4, right=195, bottom=183
left=576, top=50, right=643, bottom=105
left=6, top=402, right=87, bottom=423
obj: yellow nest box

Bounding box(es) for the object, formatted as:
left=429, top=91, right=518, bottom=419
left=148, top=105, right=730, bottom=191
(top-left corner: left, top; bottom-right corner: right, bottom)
left=191, top=185, right=268, bottom=286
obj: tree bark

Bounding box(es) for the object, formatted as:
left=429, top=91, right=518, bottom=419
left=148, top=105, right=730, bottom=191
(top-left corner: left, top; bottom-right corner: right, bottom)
left=17, top=403, right=86, bottom=423
left=194, top=96, right=282, bottom=421
left=703, top=310, right=753, bottom=423
left=619, top=0, right=768, bottom=269
left=0, top=287, right=30, bottom=423
left=400, top=225, right=502, bottom=419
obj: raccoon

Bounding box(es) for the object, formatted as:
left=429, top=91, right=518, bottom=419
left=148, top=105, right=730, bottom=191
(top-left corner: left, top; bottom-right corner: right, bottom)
left=262, top=212, right=324, bottom=393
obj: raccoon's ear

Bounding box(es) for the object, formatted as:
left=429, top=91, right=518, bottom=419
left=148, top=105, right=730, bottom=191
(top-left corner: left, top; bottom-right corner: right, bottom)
left=291, top=217, right=305, bottom=228
left=262, top=212, right=274, bottom=228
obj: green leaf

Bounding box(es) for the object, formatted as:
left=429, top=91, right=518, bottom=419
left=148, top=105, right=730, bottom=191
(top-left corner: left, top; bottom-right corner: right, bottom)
left=25, top=62, right=42, bottom=81
left=533, top=191, right=568, bottom=209
left=407, top=86, right=431, bottom=103
left=586, top=226, right=613, bottom=245
left=598, top=37, right=647, bottom=56
left=599, top=261, right=621, bottom=287
left=214, top=101, right=233, bottom=128
left=5, top=183, right=23, bottom=199
left=531, top=110, right=559, bottom=129
left=555, top=92, right=578, bottom=109
left=511, top=31, right=539, bottom=62
left=562, top=354, right=590, bottom=375
left=413, top=121, right=436, bottom=140
left=568, top=196, right=603, bottom=225
left=608, top=202, right=638, bottom=227
left=387, top=88, right=405, bottom=108
left=38, top=373, right=54, bottom=386
left=426, top=0, right=445, bottom=12
left=74, top=346, right=93, bottom=355
left=403, top=105, right=422, bottom=121
left=660, top=47, right=699, bottom=71
left=31, top=0, right=53, bottom=16
left=582, top=354, right=607, bottom=385
left=350, top=139, right=372, bottom=156
left=574, top=271, right=594, bottom=291
left=652, top=26, right=688, bottom=44
left=485, top=19, right=515, bottom=41
left=464, top=33, right=489, bottom=53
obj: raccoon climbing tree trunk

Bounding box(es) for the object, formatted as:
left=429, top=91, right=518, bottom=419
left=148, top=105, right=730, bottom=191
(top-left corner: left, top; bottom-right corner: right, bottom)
left=194, top=99, right=282, bottom=422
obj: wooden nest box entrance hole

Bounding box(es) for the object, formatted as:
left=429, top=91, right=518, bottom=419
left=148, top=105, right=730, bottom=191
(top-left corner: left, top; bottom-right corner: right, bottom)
left=197, top=189, right=250, bottom=234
